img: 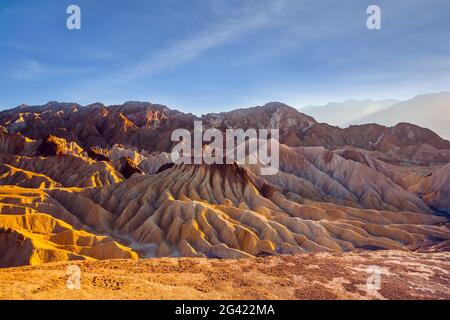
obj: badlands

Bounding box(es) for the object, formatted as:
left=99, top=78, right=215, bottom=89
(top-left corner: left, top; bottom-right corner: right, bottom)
left=0, top=101, right=449, bottom=299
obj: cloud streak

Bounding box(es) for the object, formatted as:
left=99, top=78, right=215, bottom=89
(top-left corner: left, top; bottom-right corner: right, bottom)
left=13, top=59, right=46, bottom=80
left=106, top=1, right=292, bottom=83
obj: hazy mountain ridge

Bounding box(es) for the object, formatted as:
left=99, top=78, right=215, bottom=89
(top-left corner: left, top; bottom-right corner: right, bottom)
left=349, top=92, right=450, bottom=140
left=302, top=99, right=400, bottom=125
left=301, top=92, right=450, bottom=140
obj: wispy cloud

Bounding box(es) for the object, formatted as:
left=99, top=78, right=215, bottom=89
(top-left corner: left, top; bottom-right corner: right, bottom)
left=13, top=59, right=47, bottom=80
left=108, top=1, right=292, bottom=82
left=11, top=58, right=95, bottom=81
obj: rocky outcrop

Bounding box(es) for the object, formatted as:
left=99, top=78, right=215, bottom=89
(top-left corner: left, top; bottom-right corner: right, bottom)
left=116, top=157, right=143, bottom=179
left=0, top=154, right=123, bottom=187
left=86, top=147, right=110, bottom=161
left=416, top=163, right=450, bottom=213
left=36, top=135, right=67, bottom=156
left=0, top=186, right=138, bottom=267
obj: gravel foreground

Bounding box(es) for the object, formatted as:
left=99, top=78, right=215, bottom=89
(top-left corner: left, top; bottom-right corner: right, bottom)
left=0, top=250, right=448, bottom=300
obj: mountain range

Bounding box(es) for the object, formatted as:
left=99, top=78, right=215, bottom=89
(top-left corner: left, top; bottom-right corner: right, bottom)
left=301, top=92, right=450, bottom=140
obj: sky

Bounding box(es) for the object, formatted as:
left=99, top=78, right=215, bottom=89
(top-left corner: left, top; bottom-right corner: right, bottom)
left=0, top=0, right=449, bottom=115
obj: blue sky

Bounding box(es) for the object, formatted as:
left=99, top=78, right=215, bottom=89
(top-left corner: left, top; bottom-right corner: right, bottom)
left=0, top=0, right=449, bottom=114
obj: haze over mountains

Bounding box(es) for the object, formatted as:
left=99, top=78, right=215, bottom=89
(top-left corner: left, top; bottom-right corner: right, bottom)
left=302, top=99, right=400, bottom=126
left=0, top=100, right=449, bottom=268
left=301, top=92, right=450, bottom=140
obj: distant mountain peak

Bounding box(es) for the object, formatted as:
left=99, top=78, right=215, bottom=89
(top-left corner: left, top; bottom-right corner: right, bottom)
left=301, top=99, right=400, bottom=126
left=349, top=91, right=450, bottom=140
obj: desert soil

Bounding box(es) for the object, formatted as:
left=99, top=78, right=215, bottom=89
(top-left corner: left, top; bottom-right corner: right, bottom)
left=0, top=250, right=448, bottom=300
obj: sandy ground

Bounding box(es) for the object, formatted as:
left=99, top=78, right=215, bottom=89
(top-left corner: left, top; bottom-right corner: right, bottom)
left=0, top=250, right=448, bottom=300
